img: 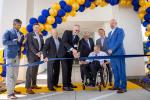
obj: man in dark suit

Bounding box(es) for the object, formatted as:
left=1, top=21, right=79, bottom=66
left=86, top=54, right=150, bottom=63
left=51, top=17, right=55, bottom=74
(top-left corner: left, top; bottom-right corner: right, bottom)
left=78, top=32, right=94, bottom=82
left=96, top=28, right=113, bottom=86
left=25, top=23, right=44, bottom=94
left=43, top=29, right=66, bottom=91
left=62, top=25, right=80, bottom=91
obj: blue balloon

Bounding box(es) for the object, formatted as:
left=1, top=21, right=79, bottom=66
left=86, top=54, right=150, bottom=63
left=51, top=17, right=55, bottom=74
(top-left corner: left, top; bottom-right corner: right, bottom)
left=42, top=9, right=50, bottom=17
left=42, top=30, right=48, bottom=36
left=143, top=21, right=150, bottom=27
left=26, top=24, right=33, bottom=32
left=59, top=0, right=67, bottom=9
left=133, top=6, right=140, bottom=11
left=29, top=18, right=38, bottom=25
left=84, top=0, right=91, bottom=8
left=89, top=0, right=95, bottom=2
left=146, top=7, right=150, bottom=14
left=52, top=23, right=57, bottom=28
left=146, top=41, right=150, bottom=48
left=64, top=5, right=72, bottom=12
left=132, top=0, right=139, bottom=5
left=58, top=9, right=66, bottom=17
left=38, top=15, right=47, bottom=24
left=55, top=16, right=62, bottom=24
left=144, top=14, right=150, bottom=21
left=79, top=5, right=85, bottom=12
left=148, top=36, right=150, bottom=40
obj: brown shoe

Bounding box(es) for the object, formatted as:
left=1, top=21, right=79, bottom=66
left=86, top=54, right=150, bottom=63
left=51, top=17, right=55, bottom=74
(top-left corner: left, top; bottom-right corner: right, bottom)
left=32, top=85, right=41, bottom=89
left=26, top=89, right=35, bottom=94
left=117, top=89, right=127, bottom=93
left=14, top=90, right=21, bottom=94
left=108, top=87, right=120, bottom=90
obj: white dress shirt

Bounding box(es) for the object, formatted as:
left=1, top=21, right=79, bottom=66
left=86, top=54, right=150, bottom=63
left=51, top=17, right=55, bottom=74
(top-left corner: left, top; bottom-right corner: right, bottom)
left=53, top=37, right=60, bottom=51
left=110, top=27, right=117, bottom=36
left=86, top=51, right=110, bottom=65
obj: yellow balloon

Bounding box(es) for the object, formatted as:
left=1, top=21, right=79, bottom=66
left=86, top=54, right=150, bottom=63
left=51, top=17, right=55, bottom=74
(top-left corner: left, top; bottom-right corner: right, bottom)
left=72, top=2, right=80, bottom=10
left=49, top=9, right=58, bottom=17
left=65, top=0, right=75, bottom=5
left=145, top=31, right=150, bottom=37
left=147, top=24, right=150, bottom=32
left=44, top=24, right=52, bottom=32
left=126, top=1, right=132, bottom=6
left=147, top=52, right=150, bottom=59
left=138, top=13, right=145, bottom=19
left=139, top=0, right=146, bottom=7
left=47, top=16, right=55, bottom=25
left=99, top=1, right=107, bottom=7
left=138, top=7, right=146, bottom=14
left=69, top=10, right=77, bottom=17
left=62, top=16, right=68, bottom=22
left=90, top=3, right=96, bottom=9
left=39, top=23, right=44, bottom=31
left=119, top=0, right=127, bottom=7
left=20, top=27, right=28, bottom=35
left=94, top=0, right=102, bottom=5
left=0, top=66, right=2, bottom=74
left=51, top=3, right=61, bottom=11
left=76, top=0, right=85, bottom=5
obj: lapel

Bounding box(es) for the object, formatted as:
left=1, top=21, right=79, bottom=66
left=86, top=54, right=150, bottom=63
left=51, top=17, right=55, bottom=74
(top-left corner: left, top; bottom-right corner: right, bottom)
left=83, top=39, right=91, bottom=50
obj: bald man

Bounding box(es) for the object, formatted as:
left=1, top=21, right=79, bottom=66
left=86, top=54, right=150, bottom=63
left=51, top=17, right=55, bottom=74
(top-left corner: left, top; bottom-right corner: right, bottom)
left=43, top=29, right=66, bottom=91
left=107, top=19, right=127, bottom=93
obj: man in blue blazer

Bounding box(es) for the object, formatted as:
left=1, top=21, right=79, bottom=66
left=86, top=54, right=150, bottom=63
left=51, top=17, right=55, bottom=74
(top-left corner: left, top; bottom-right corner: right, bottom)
left=107, top=19, right=127, bottom=93
left=2, top=19, right=24, bottom=99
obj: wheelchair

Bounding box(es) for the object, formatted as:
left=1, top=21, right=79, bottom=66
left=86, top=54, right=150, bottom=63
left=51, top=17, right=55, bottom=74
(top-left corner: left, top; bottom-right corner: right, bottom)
left=82, top=60, right=110, bottom=91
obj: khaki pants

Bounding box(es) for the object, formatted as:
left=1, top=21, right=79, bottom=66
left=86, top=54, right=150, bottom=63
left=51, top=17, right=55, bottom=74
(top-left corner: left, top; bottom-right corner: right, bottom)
left=6, top=56, right=19, bottom=95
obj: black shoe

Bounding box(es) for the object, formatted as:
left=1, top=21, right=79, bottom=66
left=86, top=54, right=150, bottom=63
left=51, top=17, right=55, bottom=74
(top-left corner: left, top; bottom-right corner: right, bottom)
left=70, top=84, right=77, bottom=88
left=117, top=89, right=127, bottom=93
left=49, top=87, right=56, bottom=91
left=54, top=85, right=61, bottom=88
left=63, top=87, right=74, bottom=91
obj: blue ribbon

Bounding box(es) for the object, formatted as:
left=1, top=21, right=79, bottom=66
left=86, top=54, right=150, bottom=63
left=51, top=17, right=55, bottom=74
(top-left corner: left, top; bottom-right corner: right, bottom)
left=1, top=54, right=150, bottom=67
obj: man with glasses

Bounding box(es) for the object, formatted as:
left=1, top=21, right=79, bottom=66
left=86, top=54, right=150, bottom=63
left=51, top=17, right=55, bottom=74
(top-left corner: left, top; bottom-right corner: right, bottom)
left=62, top=25, right=80, bottom=91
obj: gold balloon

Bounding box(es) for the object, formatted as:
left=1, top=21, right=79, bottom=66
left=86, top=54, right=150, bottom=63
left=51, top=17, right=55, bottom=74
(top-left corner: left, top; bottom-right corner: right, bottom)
left=39, top=23, right=44, bottom=31
left=49, top=9, right=58, bottom=17
left=138, top=7, right=146, bottom=14
left=72, top=2, right=80, bottom=10
left=47, top=16, right=55, bottom=25
left=119, top=0, right=127, bottom=7
left=76, top=0, right=85, bottom=5
left=145, top=31, right=150, bottom=37
left=138, top=13, right=145, bottom=19
left=99, top=1, right=107, bottom=7
left=147, top=52, right=150, bottom=59
left=90, top=3, right=96, bottom=9
left=94, top=0, right=102, bottom=5
left=65, top=0, right=75, bottom=5
left=62, top=15, right=68, bottom=22
left=44, top=24, right=52, bottom=32
left=20, top=27, right=28, bottom=35
left=69, top=10, right=77, bottom=17
left=147, top=24, right=150, bottom=32
left=51, top=3, right=61, bottom=11
left=139, top=0, right=146, bottom=7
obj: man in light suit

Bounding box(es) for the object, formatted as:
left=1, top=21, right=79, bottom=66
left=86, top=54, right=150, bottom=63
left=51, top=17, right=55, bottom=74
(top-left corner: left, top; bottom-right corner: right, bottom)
left=26, top=23, right=44, bottom=94
left=2, top=19, right=24, bottom=99
left=43, top=29, right=66, bottom=91
left=107, top=19, right=127, bottom=93
left=96, top=28, right=113, bottom=86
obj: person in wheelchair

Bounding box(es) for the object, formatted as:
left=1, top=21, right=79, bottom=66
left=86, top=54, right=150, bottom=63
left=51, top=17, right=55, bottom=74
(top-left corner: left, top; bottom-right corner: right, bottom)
left=80, top=45, right=112, bottom=87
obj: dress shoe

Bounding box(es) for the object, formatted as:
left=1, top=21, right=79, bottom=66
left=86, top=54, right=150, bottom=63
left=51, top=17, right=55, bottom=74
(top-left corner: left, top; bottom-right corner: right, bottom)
left=54, top=85, right=61, bottom=88
left=117, top=89, right=127, bottom=93
left=70, top=84, right=77, bottom=88
left=7, top=93, right=17, bottom=99
left=26, top=89, right=35, bottom=94
left=14, top=90, right=21, bottom=94
left=108, top=87, right=120, bottom=90
left=49, top=88, right=56, bottom=91
left=63, top=87, right=74, bottom=91
left=32, top=85, right=41, bottom=89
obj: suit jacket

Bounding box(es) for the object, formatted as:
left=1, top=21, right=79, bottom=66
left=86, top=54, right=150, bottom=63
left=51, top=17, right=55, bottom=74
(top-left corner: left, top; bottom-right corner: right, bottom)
left=26, top=32, right=44, bottom=59
left=62, top=30, right=80, bottom=57
left=3, top=28, right=24, bottom=59
left=43, top=36, right=66, bottom=59
left=96, top=37, right=108, bottom=52
left=107, top=27, right=125, bottom=55
left=78, top=38, right=94, bottom=58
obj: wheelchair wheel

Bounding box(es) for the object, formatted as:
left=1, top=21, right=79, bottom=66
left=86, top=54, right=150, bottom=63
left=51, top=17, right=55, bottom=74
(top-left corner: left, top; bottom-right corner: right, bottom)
left=103, top=66, right=109, bottom=87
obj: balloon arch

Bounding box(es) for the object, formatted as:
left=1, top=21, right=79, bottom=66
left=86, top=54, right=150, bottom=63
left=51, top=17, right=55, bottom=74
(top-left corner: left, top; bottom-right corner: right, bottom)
left=1, top=0, right=150, bottom=82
